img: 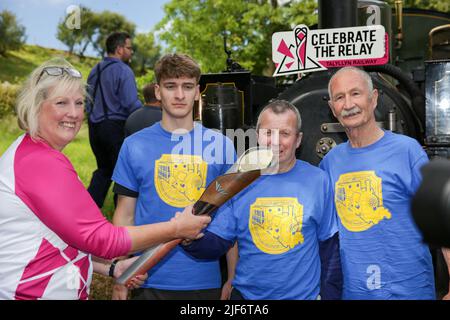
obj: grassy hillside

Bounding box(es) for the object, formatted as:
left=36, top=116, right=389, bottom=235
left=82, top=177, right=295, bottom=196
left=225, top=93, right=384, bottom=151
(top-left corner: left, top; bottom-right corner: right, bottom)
left=0, top=44, right=99, bottom=84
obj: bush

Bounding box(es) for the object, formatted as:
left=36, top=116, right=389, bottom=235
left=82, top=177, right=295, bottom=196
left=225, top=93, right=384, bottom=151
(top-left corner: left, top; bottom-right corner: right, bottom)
left=0, top=82, right=19, bottom=118
left=0, top=10, right=26, bottom=57
left=136, top=70, right=155, bottom=102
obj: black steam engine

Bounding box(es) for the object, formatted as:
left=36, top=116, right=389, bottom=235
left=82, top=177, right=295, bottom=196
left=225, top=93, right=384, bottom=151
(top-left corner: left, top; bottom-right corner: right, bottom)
left=197, top=0, right=450, bottom=298
left=198, top=0, right=450, bottom=165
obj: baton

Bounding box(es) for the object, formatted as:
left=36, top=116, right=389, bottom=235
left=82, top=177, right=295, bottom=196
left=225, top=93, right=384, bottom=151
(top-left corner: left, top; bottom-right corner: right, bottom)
left=116, top=147, right=274, bottom=286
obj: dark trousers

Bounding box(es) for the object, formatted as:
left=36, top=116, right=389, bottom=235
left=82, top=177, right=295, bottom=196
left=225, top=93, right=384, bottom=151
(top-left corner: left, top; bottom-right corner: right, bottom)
left=131, top=288, right=221, bottom=300
left=432, top=247, right=450, bottom=299
left=230, top=288, right=245, bottom=300
left=87, top=119, right=126, bottom=208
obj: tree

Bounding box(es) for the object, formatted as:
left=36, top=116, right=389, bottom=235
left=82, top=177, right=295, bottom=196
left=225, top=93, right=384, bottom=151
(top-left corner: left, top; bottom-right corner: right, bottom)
left=131, top=32, right=161, bottom=76
left=56, top=6, right=97, bottom=57
left=57, top=8, right=135, bottom=57
left=386, top=0, right=449, bottom=12
left=0, top=10, right=26, bottom=57
left=93, top=11, right=136, bottom=57
left=56, top=18, right=77, bottom=54
left=156, top=0, right=317, bottom=76
left=77, top=8, right=100, bottom=57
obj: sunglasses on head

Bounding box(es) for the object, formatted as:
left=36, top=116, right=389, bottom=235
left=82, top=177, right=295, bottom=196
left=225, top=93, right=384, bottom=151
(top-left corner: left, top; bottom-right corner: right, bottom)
left=36, top=66, right=82, bottom=84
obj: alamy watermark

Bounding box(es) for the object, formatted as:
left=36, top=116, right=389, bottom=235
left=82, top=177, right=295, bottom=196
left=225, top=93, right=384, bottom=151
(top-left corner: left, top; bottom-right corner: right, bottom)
left=366, top=264, right=381, bottom=290
left=65, top=5, right=81, bottom=30
left=66, top=265, right=80, bottom=290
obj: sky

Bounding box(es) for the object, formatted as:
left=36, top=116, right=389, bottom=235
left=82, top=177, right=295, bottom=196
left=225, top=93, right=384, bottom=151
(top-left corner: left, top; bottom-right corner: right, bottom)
left=0, top=0, right=169, bottom=57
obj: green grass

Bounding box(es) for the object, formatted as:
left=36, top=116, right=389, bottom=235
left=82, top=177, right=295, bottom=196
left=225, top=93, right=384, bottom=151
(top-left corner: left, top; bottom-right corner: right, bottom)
left=0, top=44, right=99, bottom=84
left=64, top=123, right=116, bottom=219
left=0, top=115, right=22, bottom=153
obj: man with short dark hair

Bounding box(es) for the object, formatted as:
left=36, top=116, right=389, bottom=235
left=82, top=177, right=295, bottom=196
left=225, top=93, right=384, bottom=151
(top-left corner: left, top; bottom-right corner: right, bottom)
left=86, top=31, right=142, bottom=208
left=124, top=83, right=162, bottom=137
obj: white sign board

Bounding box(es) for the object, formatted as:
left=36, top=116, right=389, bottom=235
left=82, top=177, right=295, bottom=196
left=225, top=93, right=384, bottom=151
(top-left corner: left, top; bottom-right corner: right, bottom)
left=272, top=25, right=388, bottom=76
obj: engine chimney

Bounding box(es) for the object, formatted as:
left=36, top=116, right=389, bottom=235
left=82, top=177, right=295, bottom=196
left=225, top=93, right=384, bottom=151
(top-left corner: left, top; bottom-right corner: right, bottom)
left=318, top=0, right=358, bottom=29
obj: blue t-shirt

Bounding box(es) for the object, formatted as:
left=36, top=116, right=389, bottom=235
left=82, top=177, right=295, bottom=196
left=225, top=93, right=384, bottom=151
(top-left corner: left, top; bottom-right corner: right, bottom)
left=86, top=57, right=142, bottom=123
left=319, top=130, right=435, bottom=300
left=112, top=122, right=236, bottom=290
left=208, top=160, right=338, bottom=299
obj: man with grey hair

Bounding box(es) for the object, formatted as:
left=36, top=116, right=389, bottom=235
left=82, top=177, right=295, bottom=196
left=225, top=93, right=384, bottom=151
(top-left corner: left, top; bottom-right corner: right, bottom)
left=182, top=99, right=342, bottom=300
left=256, top=100, right=303, bottom=138
left=320, top=66, right=444, bottom=299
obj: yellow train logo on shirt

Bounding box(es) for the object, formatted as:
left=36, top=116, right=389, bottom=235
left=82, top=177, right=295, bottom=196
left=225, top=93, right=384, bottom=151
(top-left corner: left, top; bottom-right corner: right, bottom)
left=335, top=171, right=391, bottom=232
left=249, top=197, right=304, bottom=254
left=155, top=154, right=207, bottom=207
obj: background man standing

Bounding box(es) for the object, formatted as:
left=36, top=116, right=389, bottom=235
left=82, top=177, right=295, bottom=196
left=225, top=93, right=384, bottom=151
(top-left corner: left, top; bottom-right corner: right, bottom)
left=125, top=83, right=162, bottom=137
left=86, top=31, right=142, bottom=208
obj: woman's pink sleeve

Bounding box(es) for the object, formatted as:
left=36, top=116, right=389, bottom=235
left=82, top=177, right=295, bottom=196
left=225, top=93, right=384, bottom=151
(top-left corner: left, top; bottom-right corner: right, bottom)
left=15, top=147, right=132, bottom=259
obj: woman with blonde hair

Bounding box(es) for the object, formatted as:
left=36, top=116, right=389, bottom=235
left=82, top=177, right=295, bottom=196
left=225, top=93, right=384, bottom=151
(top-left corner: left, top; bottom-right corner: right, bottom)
left=0, top=59, right=210, bottom=300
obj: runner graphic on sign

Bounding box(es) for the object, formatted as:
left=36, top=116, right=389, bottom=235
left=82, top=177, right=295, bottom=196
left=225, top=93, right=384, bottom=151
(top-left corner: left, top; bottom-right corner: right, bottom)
left=272, top=25, right=326, bottom=76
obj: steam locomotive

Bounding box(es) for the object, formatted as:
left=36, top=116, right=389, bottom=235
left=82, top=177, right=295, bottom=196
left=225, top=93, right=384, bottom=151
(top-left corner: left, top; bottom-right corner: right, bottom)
left=199, top=0, right=449, bottom=164
left=197, top=0, right=450, bottom=299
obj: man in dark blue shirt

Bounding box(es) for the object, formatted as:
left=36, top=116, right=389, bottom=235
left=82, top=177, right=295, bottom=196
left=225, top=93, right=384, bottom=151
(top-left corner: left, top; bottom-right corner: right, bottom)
left=124, top=83, right=162, bottom=137
left=86, top=31, right=142, bottom=208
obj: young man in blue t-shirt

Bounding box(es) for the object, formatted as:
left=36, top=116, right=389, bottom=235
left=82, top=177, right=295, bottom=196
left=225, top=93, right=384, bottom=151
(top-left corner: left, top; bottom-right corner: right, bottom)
left=111, top=53, right=236, bottom=300
left=182, top=100, right=342, bottom=300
